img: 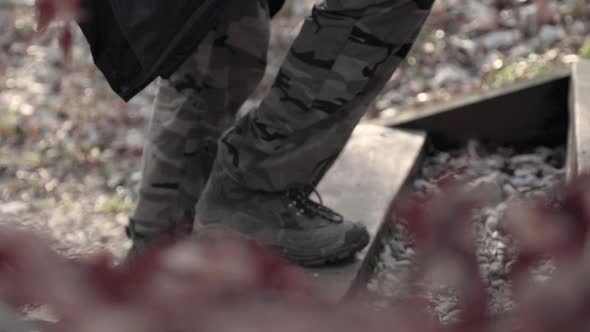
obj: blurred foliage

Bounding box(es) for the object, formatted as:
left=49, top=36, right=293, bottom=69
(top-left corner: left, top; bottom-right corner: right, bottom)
left=570, top=0, right=586, bottom=18
left=579, top=40, right=590, bottom=60
left=490, top=60, right=549, bottom=87
left=95, top=188, right=134, bottom=214
left=2, top=177, right=590, bottom=331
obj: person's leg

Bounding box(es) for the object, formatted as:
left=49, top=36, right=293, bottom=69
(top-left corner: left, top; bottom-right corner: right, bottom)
left=128, top=0, right=270, bottom=256
left=219, top=0, right=435, bottom=192
left=195, top=0, right=434, bottom=266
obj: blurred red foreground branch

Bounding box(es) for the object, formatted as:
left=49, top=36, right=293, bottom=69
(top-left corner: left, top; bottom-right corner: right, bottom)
left=1, top=177, right=590, bottom=331
left=35, top=0, right=81, bottom=60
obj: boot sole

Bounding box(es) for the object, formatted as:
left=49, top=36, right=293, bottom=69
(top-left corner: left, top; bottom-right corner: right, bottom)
left=196, top=219, right=371, bottom=268
left=274, top=228, right=371, bottom=267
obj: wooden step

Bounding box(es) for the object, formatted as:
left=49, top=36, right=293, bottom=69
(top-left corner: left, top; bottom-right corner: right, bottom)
left=305, top=124, right=426, bottom=301
left=567, top=60, right=590, bottom=180
left=372, top=69, right=570, bottom=147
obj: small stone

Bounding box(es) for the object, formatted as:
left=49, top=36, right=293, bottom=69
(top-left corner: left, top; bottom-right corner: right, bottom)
left=379, top=107, right=399, bottom=118
left=381, top=248, right=397, bottom=268
left=0, top=201, right=29, bottom=215
left=510, top=154, right=544, bottom=165
left=433, top=152, right=451, bottom=165
left=107, top=175, right=126, bottom=189
left=373, top=300, right=388, bottom=309
left=449, top=36, right=477, bottom=57
left=385, top=273, right=400, bottom=282
left=478, top=30, right=523, bottom=50
left=395, top=260, right=413, bottom=268
left=465, top=0, right=497, bottom=31
left=390, top=240, right=405, bottom=254
left=413, top=179, right=437, bottom=192
left=499, top=9, right=518, bottom=28
left=534, top=146, right=552, bottom=158
left=517, top=4, right=541, bottom=33
left=432, top=64, right=470, bottom=88
left=468, top=172, right=505, bottom=206
left=23, top=304, right=59, bottom=323
left=538, top=25, right=565, bottom=46
left=443, top=309, right=462, bottom=323
left=534, top=274, right=550, bottom=283
left=503, top=183, right=518, bottom=196
left=485, top=214, right=499, bottom=230
left=367, top=281, right=379, bottom=292
left=514, top=167, right=538, bottom=177
left=125, top=129, right=144, bottom=150
left=477, top=254, right=490, bottom=263
left=485, top=155, right=505, bottom=169
left=514, top=175, right=543, bottom=188
left=489, top=261, right=503, bottom=275
left=509, top=43, right=534, bottom=58
left=131, top=171, right=142, bottom=183
left=491, top=279, right=504, bottom=288
left=435, top=301, right=457, bottom=315
left=540, top=164, right=558, bottom=175
left=572, top=21, right=586, bottom=35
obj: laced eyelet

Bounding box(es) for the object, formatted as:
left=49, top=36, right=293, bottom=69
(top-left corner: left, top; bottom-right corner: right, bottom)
left=285, top=186, right=344, bottom=223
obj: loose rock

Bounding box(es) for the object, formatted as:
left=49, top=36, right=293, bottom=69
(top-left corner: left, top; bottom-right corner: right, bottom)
left=370, top=141, right=565, bottom=319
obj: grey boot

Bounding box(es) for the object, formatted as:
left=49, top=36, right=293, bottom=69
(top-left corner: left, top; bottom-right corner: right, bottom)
left=194, top=163, right=370, bottom=267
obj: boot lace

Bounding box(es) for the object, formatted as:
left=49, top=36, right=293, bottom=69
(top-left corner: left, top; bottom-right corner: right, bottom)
left=286, top=187, right=343, bottom=223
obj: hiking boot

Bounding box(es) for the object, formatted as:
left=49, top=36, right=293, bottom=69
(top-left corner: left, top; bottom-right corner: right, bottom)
left=193, top=164, right=370, bottom=267
left=124, top=218, right=192, bottom=261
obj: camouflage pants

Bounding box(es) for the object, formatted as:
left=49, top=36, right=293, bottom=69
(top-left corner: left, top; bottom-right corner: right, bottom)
left=132, top=0, right=434, bottom=233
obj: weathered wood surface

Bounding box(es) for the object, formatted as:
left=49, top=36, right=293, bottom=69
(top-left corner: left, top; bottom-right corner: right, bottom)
left=305, top=124, right=426, bottom=301
left=372, top=69, right=570, bottom=147
left=567, top=60, right=590, bottom=180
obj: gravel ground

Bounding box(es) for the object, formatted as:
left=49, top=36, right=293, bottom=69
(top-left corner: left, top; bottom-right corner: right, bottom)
left=368, top=141, right=565, bottom=321
left=0, top=0, right=586, bottom=294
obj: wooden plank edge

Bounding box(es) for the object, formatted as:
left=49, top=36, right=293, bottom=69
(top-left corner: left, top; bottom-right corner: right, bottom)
left=567, top=59, right=590, bottom=180
left=344, top=129, right=427, bottom=299
left=371, top=68, right=570, bottom=127
left=567, top=73, right=578, bottom=182
left=368, top=68, right=571, bottom=146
